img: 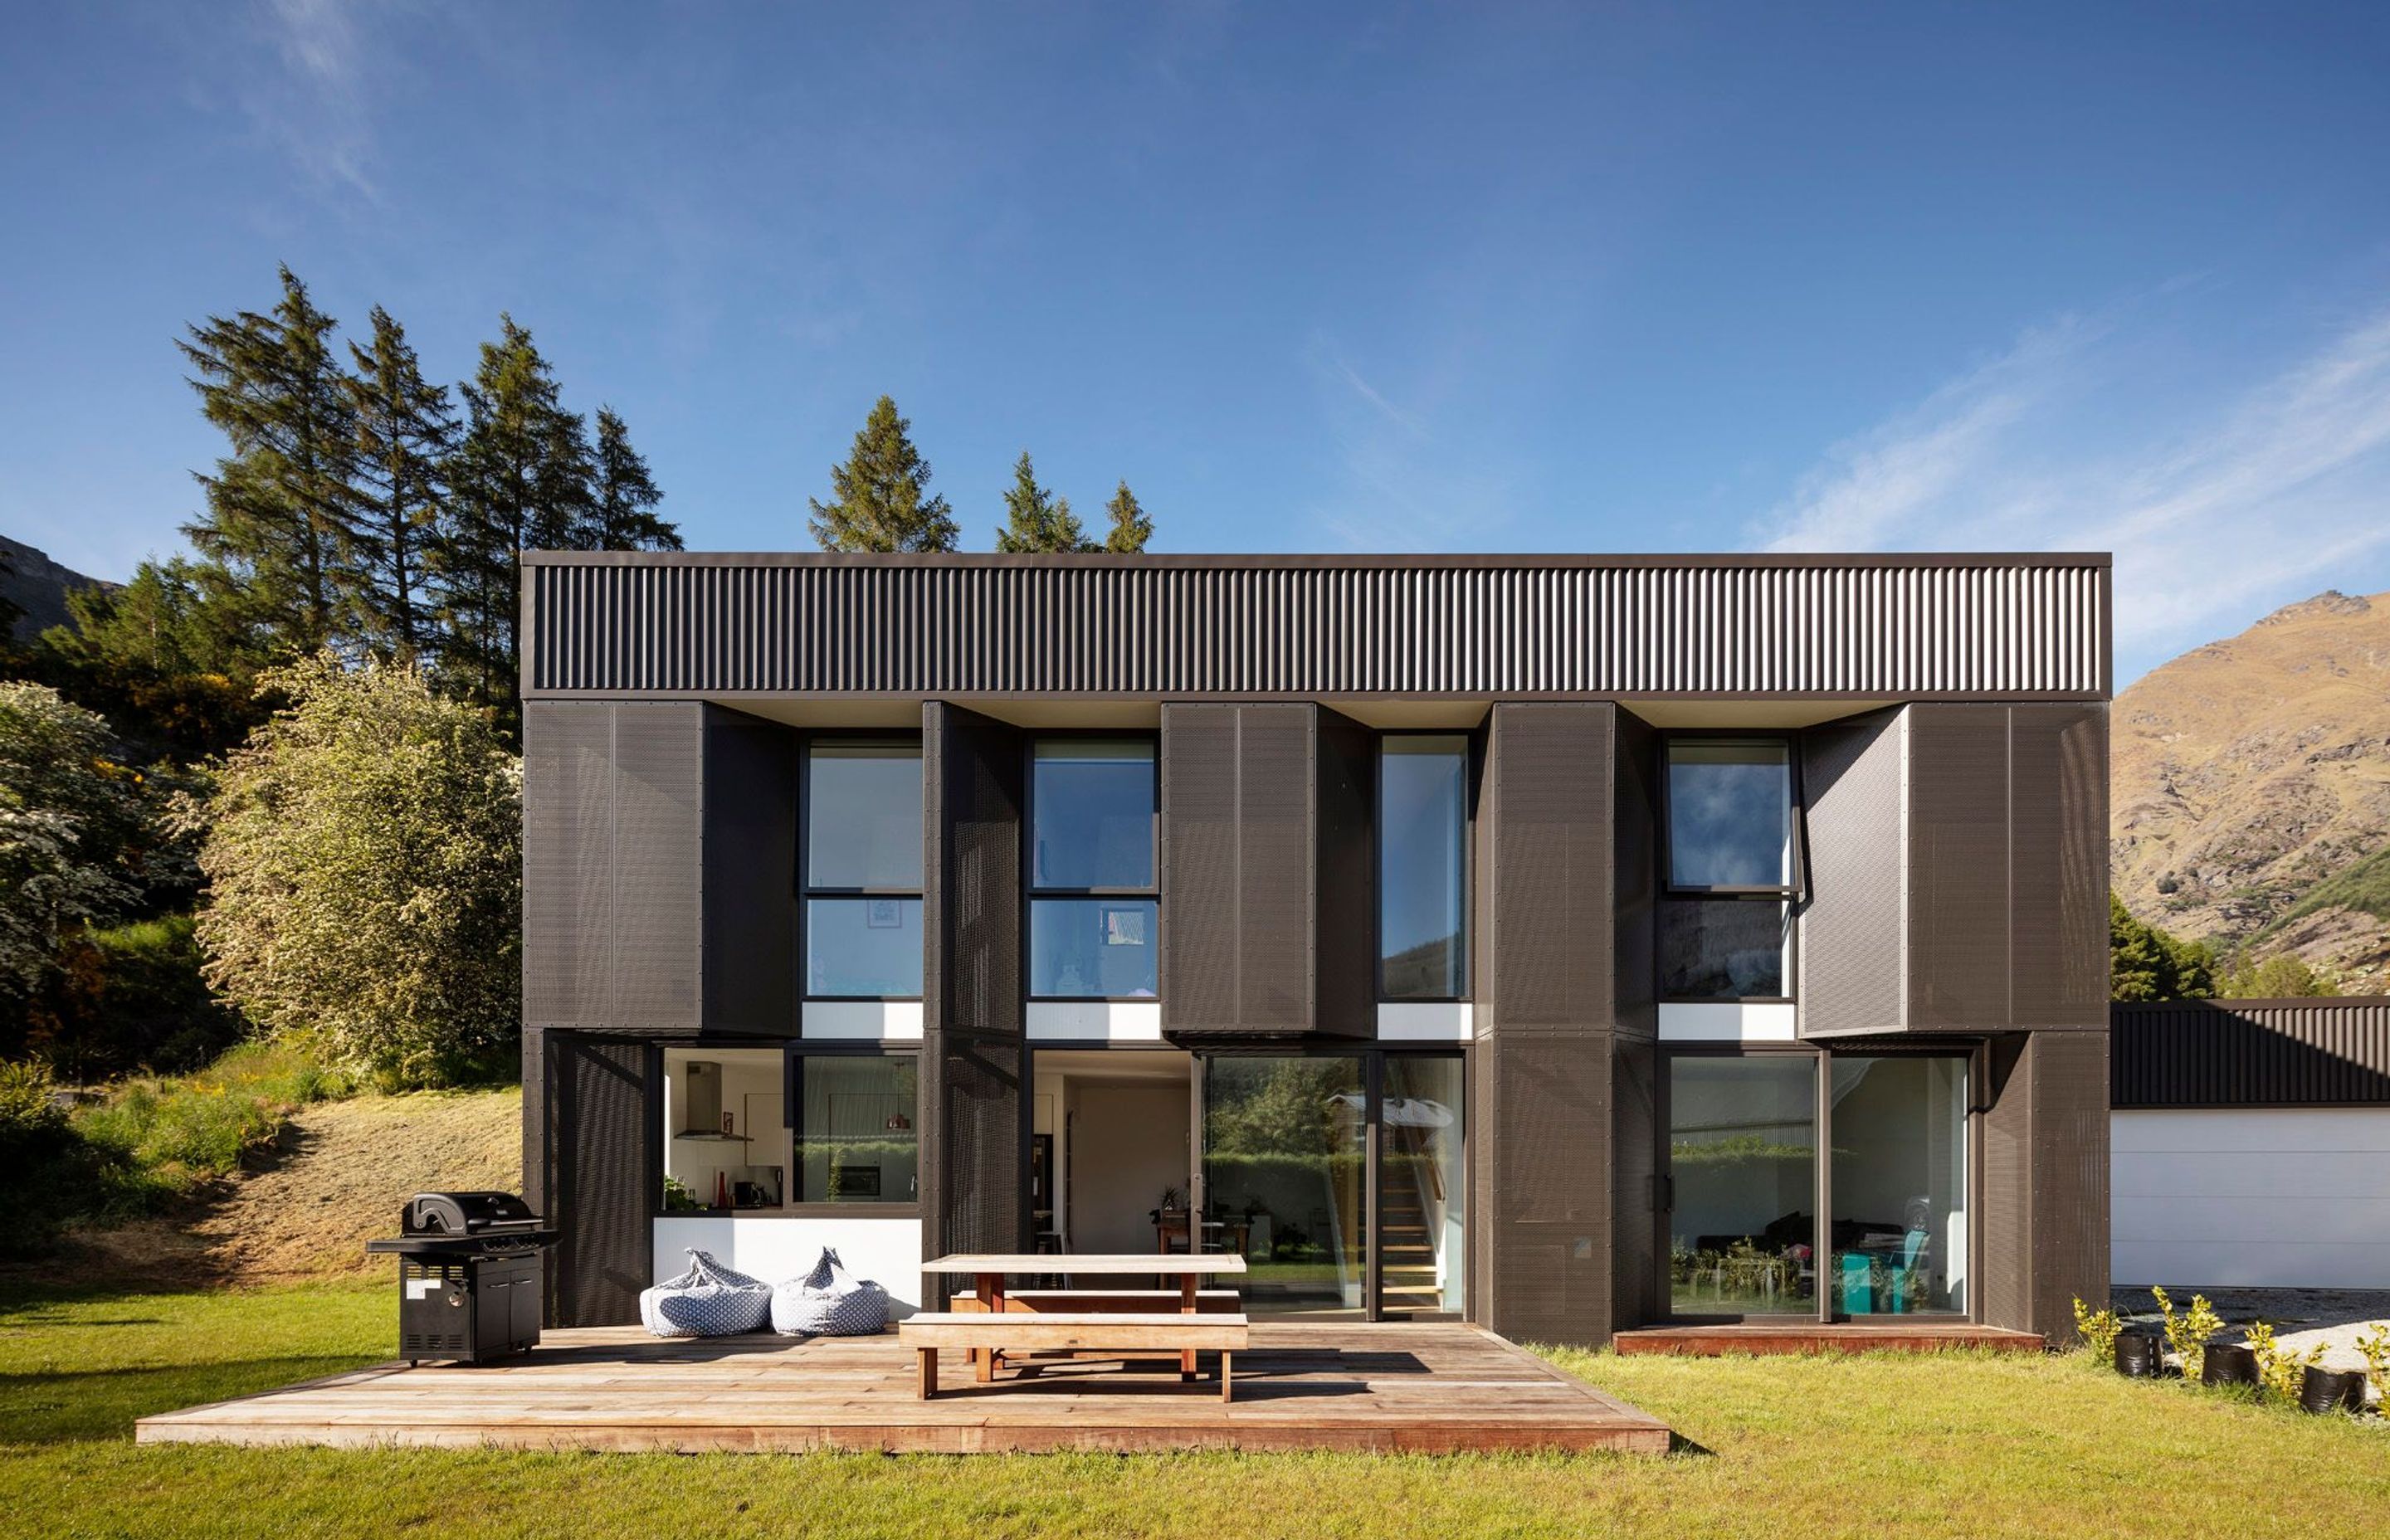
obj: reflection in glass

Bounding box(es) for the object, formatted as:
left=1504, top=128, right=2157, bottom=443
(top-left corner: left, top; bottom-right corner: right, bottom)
left=796, top=1054, right=918, bottom=1204
left=662, top=1046, right=787, bottom=1211
left=807, top=899, right=924, bottom=997
left=1202, top=1056, right=1366, bottom=1314
left=1667, top=741, right=1792, bottom=889
left=1380, top=1056, right=1466, bottom=1314
left=1029, top=899, right=1158, bottom=997
left=1668, top=1055, right=1817, bottom=1316
left=1659, top=899, right=1789, bottom=998
left=807, top=743, right=922, bottom=889
left=1828, top=1056, right=1968, bottom=1314
left=1380, top=738, right=1468, bottom=998
left=1032, top=740, right=1155, bottom=889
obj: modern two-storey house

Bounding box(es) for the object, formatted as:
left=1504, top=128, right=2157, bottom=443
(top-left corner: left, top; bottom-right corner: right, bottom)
left=521, top=551, right=2110, bottom=1349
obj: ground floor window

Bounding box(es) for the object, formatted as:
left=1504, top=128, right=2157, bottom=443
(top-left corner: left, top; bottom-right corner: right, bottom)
left=661, top=1046, right=787, bottom=1212
left=660, top=1045, right=919, bottom=1213
left=1665, top=1047, right=1968, bottom=1320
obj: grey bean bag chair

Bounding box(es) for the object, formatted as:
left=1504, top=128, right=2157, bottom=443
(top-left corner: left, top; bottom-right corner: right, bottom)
left=639, top=1249, right=773, bottom=1338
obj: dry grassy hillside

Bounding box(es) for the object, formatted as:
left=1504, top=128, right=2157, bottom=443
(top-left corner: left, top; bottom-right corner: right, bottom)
left=2111, top=589, right=2390, bottom=985
left=47, top=1088, right=522, bottom=1288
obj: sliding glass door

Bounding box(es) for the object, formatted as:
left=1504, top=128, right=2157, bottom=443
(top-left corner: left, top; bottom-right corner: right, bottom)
left=1194, top=1051, right=1467, bottom=1319
left=1665, top=1048, right=1970, bottom=1321
left=1666, top=1055, right=1818, bottom=1317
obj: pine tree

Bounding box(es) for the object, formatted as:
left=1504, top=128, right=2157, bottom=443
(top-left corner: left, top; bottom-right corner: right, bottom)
left=344, top=305, right=456, bottom=660
left=178, top=266, right=362, bottom=659
left=1102, top=480, right=1154, bottom=553
left=807, top=396, right=958, bottom=553
left=440, top=314, right=597, bottom=721
left=590, top=407, right=681, bottom=551
left=995, top=452, right=1091, bottom=553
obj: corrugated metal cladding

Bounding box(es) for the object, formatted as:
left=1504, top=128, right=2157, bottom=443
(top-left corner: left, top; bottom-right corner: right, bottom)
left=2113, top=999, right=2390, bottom=1107
left=524, top=556, right=2110, bottom=698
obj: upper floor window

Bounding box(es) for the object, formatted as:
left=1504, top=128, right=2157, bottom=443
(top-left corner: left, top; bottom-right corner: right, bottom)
left=1661, top=738, right=1796, bottom=1001
left=804, top=740, right=923, bottom=998
left=1379, top=735, right=1469, bottom=999
left=1666, top=740, right=1794, bottom=893
left=1029, top=739, right=1158, bottom=998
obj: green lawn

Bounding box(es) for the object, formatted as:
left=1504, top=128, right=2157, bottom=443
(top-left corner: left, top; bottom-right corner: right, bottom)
left=3, top=1284, right=2386, bottom=1540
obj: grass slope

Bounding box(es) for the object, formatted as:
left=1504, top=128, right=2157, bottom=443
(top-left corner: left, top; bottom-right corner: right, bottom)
left=2277, top=842, right=2390, bottom=929
left=5, top=1285, right=2388, bottom=1539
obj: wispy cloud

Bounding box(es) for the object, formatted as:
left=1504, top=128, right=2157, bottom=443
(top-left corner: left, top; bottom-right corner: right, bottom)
left=1757, top=300, right=2390, bottom=670
left=207, top=0, right=388, bottom=197
left=1304, top=339, right=1516, bottom=551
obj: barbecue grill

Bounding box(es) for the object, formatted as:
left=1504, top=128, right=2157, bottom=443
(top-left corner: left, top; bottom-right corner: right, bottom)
left=367, top=1192, right=558, bottom=1365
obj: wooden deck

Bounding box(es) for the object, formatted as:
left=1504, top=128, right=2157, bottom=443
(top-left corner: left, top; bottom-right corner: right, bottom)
left=1613, top=1322, right=2044, bottom=1357
left=135, top=1322, right=1670, bottom=1455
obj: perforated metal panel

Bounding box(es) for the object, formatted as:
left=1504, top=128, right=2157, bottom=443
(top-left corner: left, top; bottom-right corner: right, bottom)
left=1610, top=713, right=1659, bottom=1044
left=700, top=707, right=797, bottom=1031
left=1906, top=705, right=2011, bottom=1029
left=523, top=704, right=612, bottom=1023
left=2113, top=999, right=2390, bottom=1106
left=1979, top=1036, right=2031, bottom=1331
left=524, top=553, right=2112, bottom=698
left=1609, top=1037, right=1659, bottom=1331
left=2030, top=1032, right=2109, bottom=1333
left=550, top=1036, right=653, bottom=1327
left=1160, top=705, right=1238, bottom=1031
left=1797, top=710, right=1905, bottom=1036
left=1473, top=1032, right=1612, bottom=1343
left=1482, top=704, right=1614, bottom=1029
left=611, top=705, right=702, bottom=1023
left=1235, top=706, right=1312, bottom=1030
left=2009, top=704, right=2108, bottom=1028
left=924, top=704, right=1024, bottom=1037
left=1313, top=708, right=1378, bottom=1040
left=522, top=703, right=702, bottom=1028
left=935, top=1031, right=1027, bottom=1255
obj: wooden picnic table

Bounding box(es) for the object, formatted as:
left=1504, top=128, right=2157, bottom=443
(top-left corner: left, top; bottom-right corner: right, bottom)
left=924, top=1253, right=1247, bottom=1382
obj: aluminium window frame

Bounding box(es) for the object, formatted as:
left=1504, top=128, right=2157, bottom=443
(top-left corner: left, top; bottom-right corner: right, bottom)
left=1022, top=730, right=1162, bottom=1005
left=1655, top=730, right=1806, bottom=1006
left=1372, top=729, right=1476, bottom=1006
left=797, top=730, right=927, bottom=1005
left=1656, top=1040, right=1978, bottom=1325
left=650, top=1038, right=923, bottom=1221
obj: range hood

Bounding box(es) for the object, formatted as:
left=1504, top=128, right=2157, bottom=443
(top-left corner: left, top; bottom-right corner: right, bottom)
left=672, top=1060, right=749, bottom=1143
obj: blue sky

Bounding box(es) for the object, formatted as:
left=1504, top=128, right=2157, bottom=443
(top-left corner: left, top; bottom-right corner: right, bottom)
left=5, top=2, right=2389, bottom=682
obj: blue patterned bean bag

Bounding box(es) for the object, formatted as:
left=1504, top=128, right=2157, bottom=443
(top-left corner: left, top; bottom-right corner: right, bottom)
left=771, top=1246, right=891, bottom=1336
left=639, top=1249, right=773, bottom=1338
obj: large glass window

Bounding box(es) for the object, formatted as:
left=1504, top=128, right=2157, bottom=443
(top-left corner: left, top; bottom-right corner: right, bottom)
left=1380, top=1055, right=1466, bottom=1315
left=1666, top=740, right=1793, bottom=890
left=1029, top=898, right=1158, bottom=998
left=1202, top=1055, right=1367, bottom=1315
left=793, top=1053, right=919, bottom=1205
left=662, top=1047, right=789, bottom=1212
left=1827, top=1056, right=1968, bottom=1315
left=1031, top=738, right=1158, bottom=998
left=1379, top=736, right=1468, bottom=999
left=1660, top=738, right=1796, bottom=1001
left=661, top=1047, right=919, bottom=1211
left=1659, top=899, right=1790, bottom=999
left=1666, top=1055, right=1818, bottom=1317
left=1032, top=740, right=1155, bottom=889
left=805, top=741, right=922, bottom=998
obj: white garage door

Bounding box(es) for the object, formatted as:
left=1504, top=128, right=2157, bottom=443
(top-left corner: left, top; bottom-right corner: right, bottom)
left=2112, top=1109, right=2390, bottom=1289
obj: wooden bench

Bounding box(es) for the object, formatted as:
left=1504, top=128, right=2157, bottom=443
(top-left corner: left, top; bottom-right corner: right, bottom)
left=947, top=1289, right=1241, bottom=1314
left=901, top=1313, right=1251, bottom=1401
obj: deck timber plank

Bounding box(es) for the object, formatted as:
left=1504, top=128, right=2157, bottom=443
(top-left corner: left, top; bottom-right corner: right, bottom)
left=134, top=1323, right=1668, bottom=1455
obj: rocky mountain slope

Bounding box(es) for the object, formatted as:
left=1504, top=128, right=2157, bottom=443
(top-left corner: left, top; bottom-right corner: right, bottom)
left=2110, top=590, right=2390, bottom=987
left=0, top=533, right=111, bottom=643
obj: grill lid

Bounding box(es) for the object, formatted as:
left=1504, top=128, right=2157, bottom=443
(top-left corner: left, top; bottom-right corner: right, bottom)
left=403, top=1191, right=543, bottom=1236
